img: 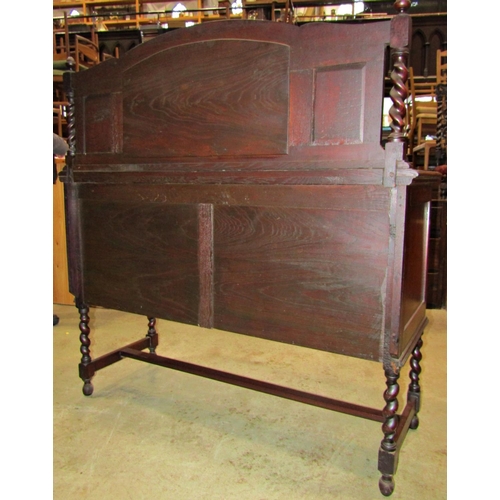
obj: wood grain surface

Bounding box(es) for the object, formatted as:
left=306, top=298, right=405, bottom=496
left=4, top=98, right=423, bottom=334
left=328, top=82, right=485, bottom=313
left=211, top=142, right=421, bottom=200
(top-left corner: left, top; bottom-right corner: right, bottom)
left=122, top=40, right=289, bottom=157
left=65, top=19, right=435, bottom=366
left=213, top=205, right=389, bottom=360
left=81, top=201, right=200, bottom=324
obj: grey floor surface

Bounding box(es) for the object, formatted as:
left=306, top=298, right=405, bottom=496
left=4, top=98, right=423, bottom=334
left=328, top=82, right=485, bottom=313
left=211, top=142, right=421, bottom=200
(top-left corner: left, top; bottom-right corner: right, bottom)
left=53, top=304, right=446, bottom=499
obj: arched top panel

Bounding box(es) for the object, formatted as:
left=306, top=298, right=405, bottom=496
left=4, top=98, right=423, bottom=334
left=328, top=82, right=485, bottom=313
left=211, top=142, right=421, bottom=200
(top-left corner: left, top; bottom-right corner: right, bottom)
left=70, top=20, right=397, bottom=174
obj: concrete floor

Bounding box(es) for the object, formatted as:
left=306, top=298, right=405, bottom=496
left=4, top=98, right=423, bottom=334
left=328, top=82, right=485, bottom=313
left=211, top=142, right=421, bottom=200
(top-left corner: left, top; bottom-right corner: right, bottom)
left=53, top=304, right=446, bottom=499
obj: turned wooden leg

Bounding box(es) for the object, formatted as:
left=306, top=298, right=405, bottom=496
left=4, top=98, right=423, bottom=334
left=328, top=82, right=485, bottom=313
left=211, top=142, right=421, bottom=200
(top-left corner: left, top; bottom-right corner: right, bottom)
left=408, top=336, right=423, bottom=429
left=147, top=317, right=157, bottom=354
left=77, top=302, right=94, bottom=396
left=378, top=367, right=400, bottom=496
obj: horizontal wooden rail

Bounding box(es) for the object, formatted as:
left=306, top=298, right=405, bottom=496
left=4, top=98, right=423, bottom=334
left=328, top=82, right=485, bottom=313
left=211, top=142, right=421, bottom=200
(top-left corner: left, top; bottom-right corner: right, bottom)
left=119, top=346, right=385, bottom=422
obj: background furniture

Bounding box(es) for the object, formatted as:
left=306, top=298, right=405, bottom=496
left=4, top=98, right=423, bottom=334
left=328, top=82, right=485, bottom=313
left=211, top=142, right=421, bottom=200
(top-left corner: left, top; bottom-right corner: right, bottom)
left=436, top=48, right=447, bottom=84
left=53, top=102, right=68, bottom=138
left=53, top=0, right=446, bottom=67
left=408, top=47, right=447, bottom=169
left=60, top=2, right=440, bottom=495
left=53, top=13, right=100, bottom=72
left=53, top=11, right=103, bottom=107
left=407, top=66, right=437, bottom=164
left=54, top=157, right=74, bottom=306
left=426, top=196, right=447, bottom=308
left=434, top=49, right=447, bottom=166
left=95, top=29, right=144, bottom=58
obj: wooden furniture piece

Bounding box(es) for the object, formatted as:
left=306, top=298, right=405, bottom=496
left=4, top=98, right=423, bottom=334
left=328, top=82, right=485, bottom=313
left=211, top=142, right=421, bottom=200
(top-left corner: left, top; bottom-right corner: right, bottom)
left=53, top=0, right=447, bottom=30
left=54, top=157, right=74, bottom=305
left=407, top=66, right=437, bottom=162
left=410, top=47, right=447, bottom=169
left=53, top=32, right=100, bottom=74
left=434, top=50, right=447, bottom=167
left=436, top=48, right=447, bottom=84
left=95, top=28, right=144, bottom=59
left=53, top=102, right=67, bottom=138
left=54, top=29, right=100, bottom=104
left=426, top=196, right=447, bottom=309
left=61, top=2, right=440, bottom=495
left=54, top=12, right=100, bottom=84
left=53, top=0, right=213, bottom=29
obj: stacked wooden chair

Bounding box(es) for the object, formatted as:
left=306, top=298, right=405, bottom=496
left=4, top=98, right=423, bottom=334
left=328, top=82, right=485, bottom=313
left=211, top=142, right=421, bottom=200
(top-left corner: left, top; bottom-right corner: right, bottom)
left=53, top=13, right=104, bottom=139
left=53, top=13, right=100, bottom=76
left=408, top=49, right=447, bottom=169
left=407, top=67, right=437, bottom=168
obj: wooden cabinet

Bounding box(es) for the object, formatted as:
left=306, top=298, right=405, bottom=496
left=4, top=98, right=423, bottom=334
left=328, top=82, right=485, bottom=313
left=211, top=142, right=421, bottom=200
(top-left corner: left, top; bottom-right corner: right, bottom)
left=60, top=8, right=441, bottom=495
left=53, top=158, right=74, bottom=305
left=426, top=198, right=447, bottom=308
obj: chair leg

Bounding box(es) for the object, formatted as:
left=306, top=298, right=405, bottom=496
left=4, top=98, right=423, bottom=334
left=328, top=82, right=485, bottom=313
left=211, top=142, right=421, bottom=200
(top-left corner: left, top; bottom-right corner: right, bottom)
left=423, top=144, right=430, bottom=170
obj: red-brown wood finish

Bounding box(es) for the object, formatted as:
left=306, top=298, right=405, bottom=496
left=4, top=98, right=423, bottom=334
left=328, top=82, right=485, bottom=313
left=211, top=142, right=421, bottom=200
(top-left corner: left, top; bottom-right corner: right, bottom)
left=61, top=2, right=440, bottom=495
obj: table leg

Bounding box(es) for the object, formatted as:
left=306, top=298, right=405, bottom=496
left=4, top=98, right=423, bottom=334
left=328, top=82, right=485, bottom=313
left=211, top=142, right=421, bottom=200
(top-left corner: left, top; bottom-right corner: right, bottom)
left=77, top=301, right=94, bottom=396
left=147, top=317, right=157, bottom=354
left=378, top=367, right=400, bottom=496
left=408, top=335, right=423, bottom=429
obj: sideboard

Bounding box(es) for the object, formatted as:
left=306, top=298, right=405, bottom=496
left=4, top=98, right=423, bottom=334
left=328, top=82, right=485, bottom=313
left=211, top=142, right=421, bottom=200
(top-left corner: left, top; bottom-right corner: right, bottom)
left=61, top=2, right=441, bottom=495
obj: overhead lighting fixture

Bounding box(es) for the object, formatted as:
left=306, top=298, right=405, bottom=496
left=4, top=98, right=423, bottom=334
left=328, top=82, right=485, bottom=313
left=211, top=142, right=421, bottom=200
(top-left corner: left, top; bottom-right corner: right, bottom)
left=172, top=3, right=187, bottom=18
left=231, top=0, right=243, bottom=15
left=336, top=2, right=364, bottom=16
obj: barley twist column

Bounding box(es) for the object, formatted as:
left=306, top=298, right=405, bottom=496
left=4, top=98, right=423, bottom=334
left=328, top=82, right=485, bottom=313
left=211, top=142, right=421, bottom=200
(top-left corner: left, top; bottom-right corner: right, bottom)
left=77, top=302, right=94, bottom=396
left=147, top=317, right=157, bottom=354
left=408, top=336, right=423, bottom=429
left=379, top=368, right=400, bottom=496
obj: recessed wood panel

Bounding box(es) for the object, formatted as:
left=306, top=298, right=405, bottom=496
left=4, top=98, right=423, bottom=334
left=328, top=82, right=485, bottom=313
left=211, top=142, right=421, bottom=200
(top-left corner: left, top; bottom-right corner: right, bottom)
left=84, top=93, right=122, bottom=153
left=313, top=64, right=365, bottom=145
left=400, top=185, right=430, bottom=351
left=122, top=40, right=289, bottom=157
left=80, top=201, right=200, bottom=324
left=213, top=204, right=389, bottom=360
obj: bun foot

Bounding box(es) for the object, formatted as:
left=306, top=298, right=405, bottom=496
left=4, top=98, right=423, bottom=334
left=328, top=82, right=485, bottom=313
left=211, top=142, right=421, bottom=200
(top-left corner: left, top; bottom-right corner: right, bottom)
left=410, top=414, right=419, bottom=429
left=379, top=474, right=395, bottom=496
left=82, top=380, right=94, bottom=396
